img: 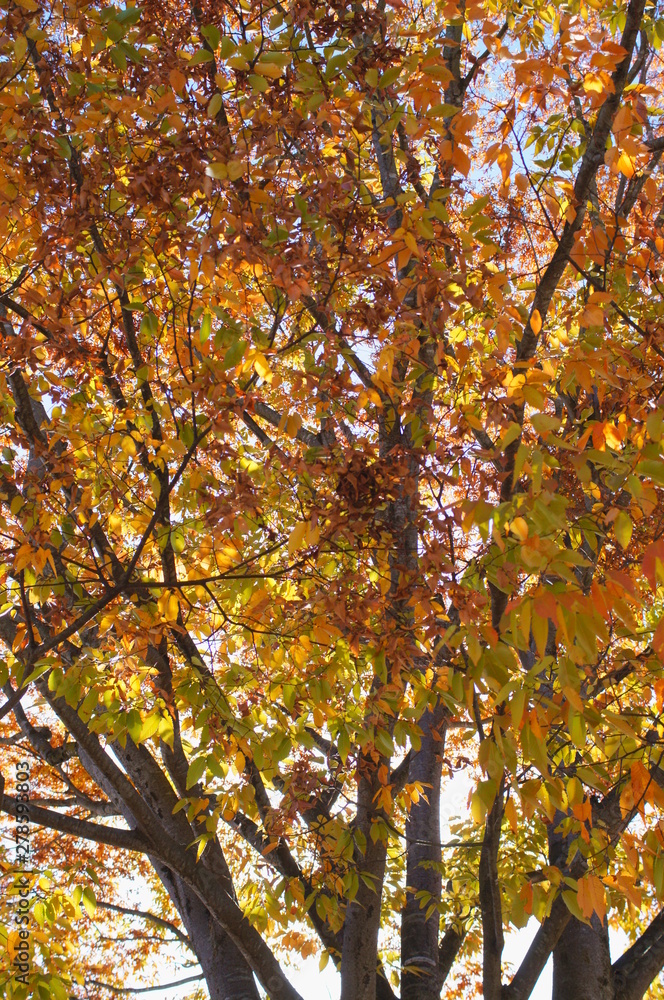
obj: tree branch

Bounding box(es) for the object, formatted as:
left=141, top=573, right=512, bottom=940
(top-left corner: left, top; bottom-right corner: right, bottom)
left=613, top=908, right=664, bottom=1000
left=439, top=923, right=465, bottom=985
left=503, top=893, right=571, bottom=1000
left=1, top=794, right=149, bottom=853
left=517, top=0, right=647, bottom=363
left=96, top=899, right=192, bottom=950
left=86, top=973, right=204, bottom=995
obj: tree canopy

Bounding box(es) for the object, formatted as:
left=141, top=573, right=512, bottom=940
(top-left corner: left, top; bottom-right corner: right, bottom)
left=1, top=0, right=664, bottom=998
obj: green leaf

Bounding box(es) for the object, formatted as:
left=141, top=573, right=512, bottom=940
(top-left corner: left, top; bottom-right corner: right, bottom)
left=117, top=6, right=143, bottom=24
left=140, top=311, right=158, bottom=337
left=189, top=47, right=215, bottom=66
left=222, top=338, right=246, bottom=370
left=568, top=708, right=586, bottom=748
left=378, top=65, right=401, bottom=88
left=338, top=726, right=350, bottom=764
left=110, top=45, right=127, bottom=70
left=220, top=36, right=236, bottom=58
left=54, top=136, right=72, bottom=161
left=127, top=709, right=142, bottom=743
left=14, top=35, right=27, bottom=63
left=106, top=20, right=124, bottom=42
left=248, top=74, right=269, bottom=93
left=462, top=195, right=491, bottom=218
left=647, top=410, right=664, bottom=442
left=374, top=729, right=394, bottom=758
left=637, top=459, right=664, bottom=485
left=562, top=889, right=585, bottom=922
left=201, top=24, right=221, bottom=50
left=186, top=756, right=207, bottom=789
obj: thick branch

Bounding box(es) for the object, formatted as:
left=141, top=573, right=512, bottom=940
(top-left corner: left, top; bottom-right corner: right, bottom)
left=439, top=923, right=465, bottom=985
left=1, top=794, right=149, bottom=853
left=503, top=894, right=571, bottom=1000
left=613, top=908, right=664, bottom=1000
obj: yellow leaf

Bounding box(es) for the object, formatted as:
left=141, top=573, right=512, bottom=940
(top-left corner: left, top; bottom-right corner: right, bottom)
left=288, top=522, right=306, bottom=555
left=158, top=591, right=180, bottom=621
left=227, top=159, right=245, bottom=181
left=505, top=796, right=518, bottom=833
left=404, top=231, right=418, bottom=255
left=208, top=93, right=223, bottom=118
left=81, top=887, right=97, bottom=918
left=631, top=760, right=651, bottom=813
left=510, top=517, right=529, bottom=541
left=614, top=510, right=633, bottom=549
left=255, top=61, right=284, bottom=79
left=510, top=687, right=526, bottom=729
left=121, top=435, right=137, bottom=457
left=620, top=784, right=634, bottom=819
left=580, top=305, right=605, bottom=327
left=563, top=685, right=585, bottom=713
left=15, top=35, right=27, bottom=63
left=253, top=353, right=272, bottom=381
left=470, top=789, right=487, bottom=824
left=206, top=161, right=227, bottom=179
left=108, top=512, right=123, bottom=533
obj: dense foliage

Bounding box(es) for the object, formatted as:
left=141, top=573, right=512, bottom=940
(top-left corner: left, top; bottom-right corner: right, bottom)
left=1, top=0, right=664, bottom=998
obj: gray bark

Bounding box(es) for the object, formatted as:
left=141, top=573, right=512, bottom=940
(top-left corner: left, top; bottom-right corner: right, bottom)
left=401, top=706, right=446, bottom=1000
left=155, top=861, right=260, bottom=1000
left=479, top=781, right=505, bottom=1000
left=548, top=808, right=613, bottom=1000
left=339, top=769, right=389, bottom=1000
left=552, top=915, right=613, bottom=1000
left=613, top=908, right=664, bottom=1000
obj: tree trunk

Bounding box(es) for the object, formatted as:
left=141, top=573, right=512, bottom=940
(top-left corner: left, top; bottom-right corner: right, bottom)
left=552, top=915, right=613, bottom=1000
left=74, top=739, right=260, bottom=999
left=155, top=861, right=260, bottom=1000
left=340, top=770, right=389, bottom=1000
left=549, top=811, right=614, bottom=1000
left=401, top=706, right=446, bottom=1000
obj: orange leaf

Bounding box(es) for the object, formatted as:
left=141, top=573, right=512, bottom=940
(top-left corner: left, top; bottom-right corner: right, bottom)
left=577, top=874, right=606, bottom=921
left=530, top=309, right=542, bottom=335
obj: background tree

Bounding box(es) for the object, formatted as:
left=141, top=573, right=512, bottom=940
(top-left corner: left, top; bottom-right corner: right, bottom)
left=1, top=0, right=664, bottom=999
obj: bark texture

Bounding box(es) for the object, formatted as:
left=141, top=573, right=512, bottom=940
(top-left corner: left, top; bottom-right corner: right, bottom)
left=552, top=916, right=613, bottom=1000
left=401, top=706, right=446, bottom=1000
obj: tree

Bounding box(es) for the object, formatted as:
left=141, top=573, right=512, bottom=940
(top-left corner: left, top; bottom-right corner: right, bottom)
left=1, top=0, right=664, bottom=997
